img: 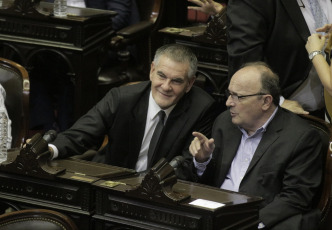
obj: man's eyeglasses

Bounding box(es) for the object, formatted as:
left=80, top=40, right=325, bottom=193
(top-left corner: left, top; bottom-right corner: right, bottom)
left=225, top=90, right=267, bottom=101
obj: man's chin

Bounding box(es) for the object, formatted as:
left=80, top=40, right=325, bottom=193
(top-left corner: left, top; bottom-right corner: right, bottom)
left=155, top=97, right=175, bottom=108
left=231, top=117, right=240, bottom=125
left=157, top=101, right=173, bottom=110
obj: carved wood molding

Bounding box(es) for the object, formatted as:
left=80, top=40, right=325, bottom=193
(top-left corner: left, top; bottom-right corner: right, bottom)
left=193, top=9, right=227, bottom=46
left=0, top=133, right=65, bottom=179
left=6, top=0, right=44, bottom=16
left=126, top=158, right=190, bottom=204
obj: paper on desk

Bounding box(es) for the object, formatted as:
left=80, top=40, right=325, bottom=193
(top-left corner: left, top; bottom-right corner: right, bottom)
left=189, top=199, right=225, bottom=209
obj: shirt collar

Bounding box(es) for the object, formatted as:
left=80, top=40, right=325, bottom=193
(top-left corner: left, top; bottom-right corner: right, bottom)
left=239, top=107, right=279, bottom=137
left=147, top=92, right=176, bottom=122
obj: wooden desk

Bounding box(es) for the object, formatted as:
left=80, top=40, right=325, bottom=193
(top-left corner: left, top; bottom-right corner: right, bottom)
left=0, top=154, right=135, bottom=230
left=0, top=0, right=115, bottom=119
left=93, top=174, right=262, bottom=230
left=0, top=147, right=262, bottom=230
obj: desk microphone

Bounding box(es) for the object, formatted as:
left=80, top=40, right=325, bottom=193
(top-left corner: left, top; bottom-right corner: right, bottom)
left=169, top=155, right=185, bottom=169
left=42, top=130, right=57, bottom=143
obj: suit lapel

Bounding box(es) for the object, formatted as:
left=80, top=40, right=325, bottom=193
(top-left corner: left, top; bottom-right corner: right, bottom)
left=245, top=109, right=284, bottom=175
left=127, top=88, right=150, bottom=168
left=281, top=0, right=310, bottom=42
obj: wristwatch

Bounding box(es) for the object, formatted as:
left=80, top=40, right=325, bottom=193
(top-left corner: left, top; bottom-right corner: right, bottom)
left=309, top=50, right=323, bottom=61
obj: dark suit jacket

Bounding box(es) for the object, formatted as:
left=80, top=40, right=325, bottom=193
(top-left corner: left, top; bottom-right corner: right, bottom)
left=198, top=108, right=323, bottom=230
left=227, top=0, right=316, bottom=97
left=52, top=81, right=217, bottom=170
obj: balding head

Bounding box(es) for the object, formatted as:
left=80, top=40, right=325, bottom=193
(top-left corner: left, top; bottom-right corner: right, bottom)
left=239, top=62, right=281, bottom=106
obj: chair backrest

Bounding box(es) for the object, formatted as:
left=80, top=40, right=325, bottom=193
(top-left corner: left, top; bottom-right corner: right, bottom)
left=136, top=0, right=161, bottom=22
left=0, top=57, right=29, bottom=148
left=299, top=114, right=332, bottom=230
left=135, top=0, right=163, bottom=70
left=0, top=209, right=78, bottom=230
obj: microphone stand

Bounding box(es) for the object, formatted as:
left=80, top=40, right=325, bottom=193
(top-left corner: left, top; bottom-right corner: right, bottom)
left=126, top=158, right=190, bottom=204
left=0, top=133, right=65, bottom=180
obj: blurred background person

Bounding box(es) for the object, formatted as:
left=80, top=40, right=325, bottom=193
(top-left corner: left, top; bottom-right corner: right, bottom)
left=306, top=23, right=332, bottom=122
left=188, top=0, right=332, bottom=119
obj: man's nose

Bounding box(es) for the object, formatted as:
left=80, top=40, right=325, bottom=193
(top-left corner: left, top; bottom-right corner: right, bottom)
left=161, top=79, right=172, bottom=90
left=225, top=95, right=234, bottom=107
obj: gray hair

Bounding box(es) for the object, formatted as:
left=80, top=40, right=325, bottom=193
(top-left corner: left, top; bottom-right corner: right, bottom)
left=153, top=44, right=197, bottom=79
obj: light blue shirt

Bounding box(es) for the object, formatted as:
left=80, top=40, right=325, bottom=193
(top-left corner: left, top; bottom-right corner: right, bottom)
left=194, top=107, right=278, bottom=192
left=220, top=125, right=266, bottom=192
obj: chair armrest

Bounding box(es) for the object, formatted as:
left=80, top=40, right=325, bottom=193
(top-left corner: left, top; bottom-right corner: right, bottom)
left=110, top=20, right=154, bottom=49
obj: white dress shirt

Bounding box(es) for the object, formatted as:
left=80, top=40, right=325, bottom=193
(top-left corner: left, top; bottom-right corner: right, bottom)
left=135, top=92, right=175, bottom=172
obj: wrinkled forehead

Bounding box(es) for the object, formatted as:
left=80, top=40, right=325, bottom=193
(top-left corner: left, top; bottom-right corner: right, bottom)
left=154, top=56, right=190, bottom=77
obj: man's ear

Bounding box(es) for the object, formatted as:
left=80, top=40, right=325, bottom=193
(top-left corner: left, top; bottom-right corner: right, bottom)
left=149, top=62, right=155, bottom=81
left=262, top=95, right=273, bottom=110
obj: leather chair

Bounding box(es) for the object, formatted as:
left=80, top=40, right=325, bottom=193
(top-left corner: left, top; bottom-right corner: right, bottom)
left=0, top=57, right=29, bottom=148
left=97, top=0, right=164, bottom=100
left=299, top=114, right=332, bottom=230
left=0, top=209, right=78, bottom=230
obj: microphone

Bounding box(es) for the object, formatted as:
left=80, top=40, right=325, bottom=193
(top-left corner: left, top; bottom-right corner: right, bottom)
left=169, top=155, right=185, bottom=169
left=42, top=130, right=57, bottom=143
left=22, top=130, right=57, bottom=157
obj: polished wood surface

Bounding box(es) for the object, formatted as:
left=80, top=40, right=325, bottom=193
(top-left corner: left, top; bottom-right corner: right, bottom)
left=93, top=174, right=262, bottom=230
left=0, top=151, right=262, bottom=230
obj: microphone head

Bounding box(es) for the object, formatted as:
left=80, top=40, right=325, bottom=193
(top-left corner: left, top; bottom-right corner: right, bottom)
left=43, top=130, right=57, bottom=143
left=169, top=155, right=185, bottom=168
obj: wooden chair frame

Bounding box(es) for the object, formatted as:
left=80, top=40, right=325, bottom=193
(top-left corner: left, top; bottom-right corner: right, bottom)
left=300, top=114, right=332, bottom=229
left=0, top=57, right=29, bottom=148
left=0, top=209, right=78, bottom=230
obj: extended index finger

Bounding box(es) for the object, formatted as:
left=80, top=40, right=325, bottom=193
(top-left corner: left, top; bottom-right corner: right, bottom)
left=192, top=131, right=208, bottom=143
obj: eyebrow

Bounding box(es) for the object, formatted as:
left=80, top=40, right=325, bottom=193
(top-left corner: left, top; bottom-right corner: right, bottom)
left=157, top=71, right=167, bottom=78
left=157, top=71, right=185, bottom=82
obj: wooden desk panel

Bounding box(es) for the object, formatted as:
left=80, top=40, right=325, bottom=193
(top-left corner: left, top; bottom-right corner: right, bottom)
left=0, top=0, right=115, bottom=119
left=0, top=152, right=136, bottom=230
left=93, top=174, right=262, bottom=230
left=0, top=152, right=262, bottom=230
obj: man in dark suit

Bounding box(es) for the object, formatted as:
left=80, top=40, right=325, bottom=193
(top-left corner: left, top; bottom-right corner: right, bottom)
left=49, top=44, right=217, bottom=172
left=189, top=62, right=323, bottom=229
left=188, top=0, right=332, bottom=117
left=226, top=0, right=331, bottom=115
